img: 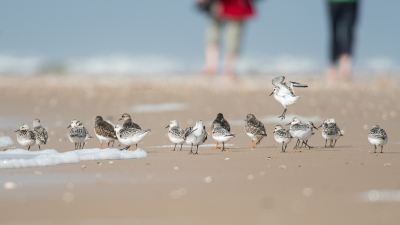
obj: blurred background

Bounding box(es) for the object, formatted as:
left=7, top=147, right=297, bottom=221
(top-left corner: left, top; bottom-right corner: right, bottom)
left=0, top=0, right=399, bottom=76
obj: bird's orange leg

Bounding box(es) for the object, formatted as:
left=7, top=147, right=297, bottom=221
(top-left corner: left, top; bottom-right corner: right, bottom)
left=100, top=142, right=103, bottom=149
left=213, top=141, right=220, bottom=149
left=129, top=146, right=131, bottom=151
left=107, top=142, right=110, bottom=148
left=251, top=139, right=255, bottom=148
left=136, top=144, right=138, bottom=150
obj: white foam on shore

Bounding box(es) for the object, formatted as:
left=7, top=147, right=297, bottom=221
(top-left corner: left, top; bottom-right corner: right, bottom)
left=129, top=102, right=189, bottom=113
left=0, top=148, right=147, bottom=169
left=0, top=136, right=14, bottom=147
left=150, top=144, right=234, bottom=148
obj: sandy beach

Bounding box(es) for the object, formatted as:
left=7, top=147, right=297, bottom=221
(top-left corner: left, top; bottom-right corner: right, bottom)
left=1, top=75, right=400, bottom=225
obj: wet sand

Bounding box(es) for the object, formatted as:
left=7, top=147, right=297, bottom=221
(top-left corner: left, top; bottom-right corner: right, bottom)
left=1, top=75, right=400, bottom=225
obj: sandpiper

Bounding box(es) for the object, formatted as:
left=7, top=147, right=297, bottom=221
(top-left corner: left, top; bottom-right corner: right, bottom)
left=368, top=125, right=388, bottom=153
left=244, top=114, right=267, bottom=148
left=212, top=123, right=235, bottom=151
left=270, top=76, right=308, bottom=120
left=166, top=120, right=185, bottom=151
left=273, top=125, right=293, bottom=152
left=32, top=118, right=48, bottom=150
left=94, top=116, right=117, bottom=149
left=211, top=113, right=231, bottom=149
left=15, top=124, right=36, bottom=150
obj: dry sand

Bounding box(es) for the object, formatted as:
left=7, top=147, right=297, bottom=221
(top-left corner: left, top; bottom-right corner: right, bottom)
left=0, top=75, right=400, bottom=225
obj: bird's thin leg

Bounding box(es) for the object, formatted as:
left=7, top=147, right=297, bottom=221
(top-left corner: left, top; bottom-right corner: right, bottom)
left=304, top=141, right=313, bottom=149
left=100, top=142, right=103, bottom=149
left=195, top=145, right=199, bottom=154
left=251, top=139, right=255, bottom=148
left=129, top=146, right=131, bottom=151
left=136, top=144, right=138, bottom=150
left=189, top=144, right=193, bottom=154
left=381, top=146, right=383, bottom=153
left=278, top=108, right=287, bottom=121
left=120, top=145, right=129, bottom=150
left=333, top=140, right=337, bottom=147
left=38, top=145, right=41, bottom=150
left=82, top=142, right=85, bottom=149
left=282, top=143, right=285, bottom=152
left=256, top=138, right=263, bottom=145
left=28, top=146, right=31, bottom=151
left=294, top=139, right=299, bottom=149
left=75, top=143, right=77, bottom=150
left=374, top=145, right=376, bottom=153
left=325, top=139, right=328, bottom=148
left=173, top=143, right=176, bottom=151
left=180, top=144, right=183, bottom=151
left=330, top=140, right=334, bottom=148
left=285, top=144, right=288, bottom=151
left=221, top=143, right=226, bottom=152
left=112, top=141, right=114, bottom=147
left=107, top=142, right=110, bottom=148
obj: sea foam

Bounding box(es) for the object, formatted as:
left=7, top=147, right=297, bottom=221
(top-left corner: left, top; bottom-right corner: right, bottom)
left=0, top=148, right=147, bottom=169
left=0, top=136, right=14, bottom=147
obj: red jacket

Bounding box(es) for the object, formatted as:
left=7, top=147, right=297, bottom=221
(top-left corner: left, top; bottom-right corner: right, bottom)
left=220, top=0, right=255, bottom=20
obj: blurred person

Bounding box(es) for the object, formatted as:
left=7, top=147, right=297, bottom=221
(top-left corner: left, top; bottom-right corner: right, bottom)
left=326, top=0, right=359, bottom=81
left=197, top=0, right=256, bottom=78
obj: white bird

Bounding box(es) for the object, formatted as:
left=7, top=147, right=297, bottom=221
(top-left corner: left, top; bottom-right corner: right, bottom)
left=270, top=76, right=308, bottom=120
left=287, top=117, right=313, bottom=149
left=184, top=120, right=207, bottom=155
left=68, top=120, right=92, bottom=150
left=368, top=125, right=388, bottom=153
left=114, top=124, right=151, bottom=151
left=299, top=121, right=318, bottom=148
left=15, top=124, right=36, bottom=150
left=32, top=118, right=48, bottom=150
left=319, top=118, right=342, bottom=148
left=212, top=123, right=235, bottom=151
left=166, top=120, right=185, bottom=151
left=273, top=125, right=293, bottom=152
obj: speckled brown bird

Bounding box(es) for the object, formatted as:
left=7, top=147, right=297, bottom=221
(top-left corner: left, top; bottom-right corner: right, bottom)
left=119, top=113, right=141, bottom=130
left=211, top=113, right=230, bottom=149
left=94, top=116, right=117, bottom=149
left=244, top=114, right=267, bottom=148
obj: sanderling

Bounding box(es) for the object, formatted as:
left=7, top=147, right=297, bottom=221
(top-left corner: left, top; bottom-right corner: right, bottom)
left=211, top=113, right=231, bottom=149
left=273, top=125, right=293, bottom=152
left=32, top=118, right=48, bottom=150
left=319, top=118, right=341, bottom=148
left=330, top=118, right=344, bottom=147
left=68, top=120, right=92, bottom=150
left=184, top=120, right=207, bottom=155
left=270, top=76, right=308, bottom=120
left=166, top=120, right=185, bottom=151
left=287, top=117, right=313, bottom=149
left=119, top=113, right=141, bottom=130
left=94, top=116, right=118, bottom=149
left=114, top=124, right=151, bottom=151
left=368, top=125, right=388, bottom=153
left=15, top=124, right=36, bottom=150
left=212, top=123, right=235, bottom=151
left=244, top=114, right=267, bottom=148
left=299, top=121, right=318, bottom=148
